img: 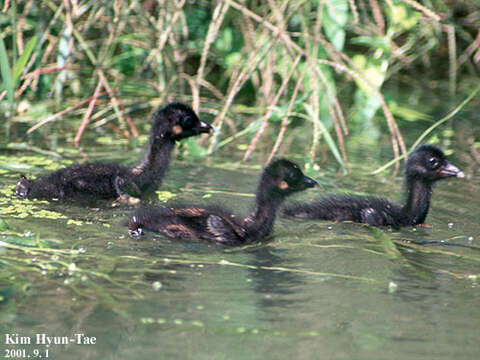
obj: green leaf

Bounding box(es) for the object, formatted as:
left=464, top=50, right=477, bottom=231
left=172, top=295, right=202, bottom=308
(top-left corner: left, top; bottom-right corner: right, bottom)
left=0, top=36, right=14, bottom=105
left=215, top=117, right=263, bottom=150
left=389, top=101, right=432, bottom=122
left=322, top=0, right=348, bottom=51
left=13, top=35, right=38, bottom=88
left=350, top=36, right=392, bottom=54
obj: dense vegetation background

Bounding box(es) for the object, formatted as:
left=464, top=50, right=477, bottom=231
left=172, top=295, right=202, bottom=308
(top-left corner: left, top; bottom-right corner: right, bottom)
left=1, top=0, right=479, bottom=170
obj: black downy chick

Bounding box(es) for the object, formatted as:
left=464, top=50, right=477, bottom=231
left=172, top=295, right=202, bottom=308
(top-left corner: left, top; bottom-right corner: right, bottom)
left=15, top=103, right=212, bottom=202
left=282, top=145, right=464, bottom=228
left=128, top=159, right=318, bottom=245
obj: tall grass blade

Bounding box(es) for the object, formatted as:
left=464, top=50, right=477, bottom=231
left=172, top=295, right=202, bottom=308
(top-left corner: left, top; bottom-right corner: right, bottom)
left=304, top=103, right=347, bottom=173
left=0, top=37, right=14, bottom=106
left=409, top=83, right=480, bottom=151
left=13, top=35, right=38, bottom=88
left=371, top=83, right=480, bottom=175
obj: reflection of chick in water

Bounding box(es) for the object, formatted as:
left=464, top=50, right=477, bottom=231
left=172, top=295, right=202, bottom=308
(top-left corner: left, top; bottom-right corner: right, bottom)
left=15, top=103, right=212, bottom=203
left=128, top=159, right=318, bottom=245
left=283, top=145, right=464, bottom=228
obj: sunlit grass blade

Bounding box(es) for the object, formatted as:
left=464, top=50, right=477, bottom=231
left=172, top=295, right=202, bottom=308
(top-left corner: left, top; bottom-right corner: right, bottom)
left=304, top=103, right=347, bottom=173
left=371, top=83, right=480, bottom=175
left=0, top=36, right=14, bottom=105
left=409, top=83, right=480, bottom=151
left=12, top=35, right=38, bottom=88
left=214, top=117, right=263, bottom=151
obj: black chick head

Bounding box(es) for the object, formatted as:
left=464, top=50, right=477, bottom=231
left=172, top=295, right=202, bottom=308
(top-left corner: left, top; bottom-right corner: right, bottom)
left=15, top=174, right=32, bottom=198
left=259, top=159, right=318, bottom=200
left=152, top=102, right=213, bottom=141
left=406, top=144, right=464, bottom=182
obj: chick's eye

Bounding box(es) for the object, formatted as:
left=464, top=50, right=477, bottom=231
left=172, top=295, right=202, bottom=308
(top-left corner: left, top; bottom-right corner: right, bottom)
left=182, top=117, right=194, bottom=128
left=428, top=157, right=439, bottom=168
left=287, top=170, right=300, bottom=183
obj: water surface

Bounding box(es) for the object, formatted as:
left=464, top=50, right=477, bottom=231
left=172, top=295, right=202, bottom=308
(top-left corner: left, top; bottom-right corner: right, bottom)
left=1, top=138, right=479, bottom=360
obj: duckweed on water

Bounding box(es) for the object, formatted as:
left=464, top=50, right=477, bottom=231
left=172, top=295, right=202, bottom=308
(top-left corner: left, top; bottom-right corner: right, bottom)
left=156, top=190, right=177, bottom=202
left=0, top=188, right=92, bottom=226
left=96, top=134, right=148, bottom=146
left=0, top=188, right=65, bottom=220
left=67, top=219, right=84, bottom=226
left=0, top=204, right=66, bottom=220
left=0, top=154, right=73, bottom=172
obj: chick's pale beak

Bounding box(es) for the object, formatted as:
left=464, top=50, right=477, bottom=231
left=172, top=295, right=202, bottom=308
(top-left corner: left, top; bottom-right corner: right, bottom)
left=198, top=121, right=213, bottom=134
left=302, top=175, right=319, bottom=188
left=440, top=161, right=464, bottom=178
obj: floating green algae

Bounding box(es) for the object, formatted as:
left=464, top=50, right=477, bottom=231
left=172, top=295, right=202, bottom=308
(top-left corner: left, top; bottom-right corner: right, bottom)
left=0, top=186, right=65, bottom=220
left=0, top=154, right=73, bottom=172
left=156, top=190, right=177, bottom=202
left=0, top=202, right=66, bottom=220
left=67, top=219, right=84, bottom=226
